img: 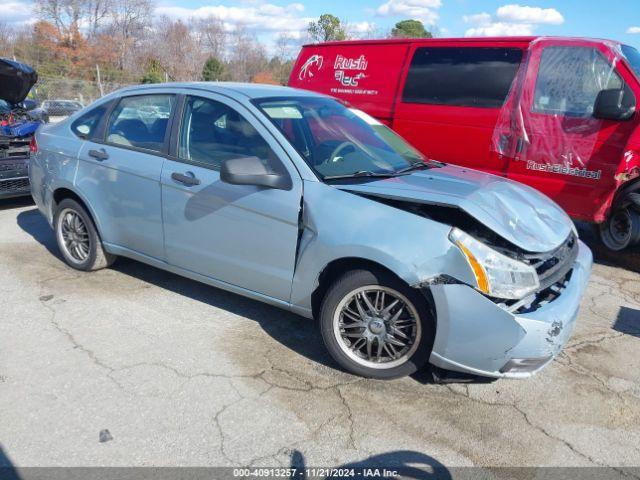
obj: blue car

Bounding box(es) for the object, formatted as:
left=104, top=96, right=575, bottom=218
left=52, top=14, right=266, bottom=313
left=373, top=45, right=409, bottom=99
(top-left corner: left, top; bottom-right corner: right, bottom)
left=29, top=83, right=593, bottom=380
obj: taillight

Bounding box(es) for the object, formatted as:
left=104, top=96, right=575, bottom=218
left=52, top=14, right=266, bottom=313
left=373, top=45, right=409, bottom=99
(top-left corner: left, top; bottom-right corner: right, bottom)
left=29, top=136, right=38, bottom=154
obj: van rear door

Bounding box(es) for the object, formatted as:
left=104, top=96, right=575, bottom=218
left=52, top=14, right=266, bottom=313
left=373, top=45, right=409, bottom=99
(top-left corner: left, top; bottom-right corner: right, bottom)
left=501, top=38, right=640, bottom=222
left=289, top=42, right=410, bottom=124
left=392, top=41, right=526, bottom=176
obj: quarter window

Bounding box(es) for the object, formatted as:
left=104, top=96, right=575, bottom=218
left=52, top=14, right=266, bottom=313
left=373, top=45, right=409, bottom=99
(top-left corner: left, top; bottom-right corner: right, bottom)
left=178, top=96, right=281, bottom=171
left=533, top=47, right=623, bottom=117
left=106, top=95, right=174, bottom=153
left=402, top=47, right=523, bottom=108
left=71, top=103, right=109, bottom=139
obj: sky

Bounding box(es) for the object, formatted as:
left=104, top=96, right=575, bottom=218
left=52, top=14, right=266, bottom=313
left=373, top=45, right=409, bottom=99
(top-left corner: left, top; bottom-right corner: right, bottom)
left=2, top=0, right=639, bottom=52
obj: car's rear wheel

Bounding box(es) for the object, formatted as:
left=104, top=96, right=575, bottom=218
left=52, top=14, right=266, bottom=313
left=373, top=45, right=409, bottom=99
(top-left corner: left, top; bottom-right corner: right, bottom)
left=599, top=206, right=640, bottom=251
left=319, top=269, right=435, bottom=379
left=54, top=199, right=115, bottom=271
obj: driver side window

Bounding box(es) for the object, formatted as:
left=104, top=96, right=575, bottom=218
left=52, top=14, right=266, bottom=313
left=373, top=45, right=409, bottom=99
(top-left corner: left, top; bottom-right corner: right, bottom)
left=178, top=96, right=281, bottom=172
left=533, top=46, right=623, bottom=117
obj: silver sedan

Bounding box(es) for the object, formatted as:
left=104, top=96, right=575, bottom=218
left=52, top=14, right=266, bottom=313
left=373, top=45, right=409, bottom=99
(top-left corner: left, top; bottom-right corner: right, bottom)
left=29, top=83, right=592, bottom=379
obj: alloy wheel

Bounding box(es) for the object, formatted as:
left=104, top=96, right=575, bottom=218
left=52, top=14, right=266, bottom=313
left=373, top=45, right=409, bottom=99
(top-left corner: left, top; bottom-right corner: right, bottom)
left=333, top=286, right=421, bottom=369
left=58, top=208, right=91, bottom=263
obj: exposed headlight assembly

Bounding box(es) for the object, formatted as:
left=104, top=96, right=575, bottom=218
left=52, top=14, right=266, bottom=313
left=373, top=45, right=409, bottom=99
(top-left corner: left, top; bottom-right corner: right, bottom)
left=449, top=228, right=540, bottom=300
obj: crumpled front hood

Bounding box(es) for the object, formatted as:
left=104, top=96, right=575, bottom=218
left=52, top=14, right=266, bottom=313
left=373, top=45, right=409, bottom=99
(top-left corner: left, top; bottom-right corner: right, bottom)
left=0, top=58, right=38, bottom=105
left=336, top=165, right=573, bottom=253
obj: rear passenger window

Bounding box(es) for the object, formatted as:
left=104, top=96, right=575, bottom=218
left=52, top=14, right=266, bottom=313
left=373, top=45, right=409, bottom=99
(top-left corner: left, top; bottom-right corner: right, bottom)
left=71, top=103, right=109, bottom=139
left=402, top=47, right=523, bottom=108
left=533, top=47, right=623, bottom=117
left=106, top=95, right=174, bottom=153
left=178, top=96, right=281, bottom=171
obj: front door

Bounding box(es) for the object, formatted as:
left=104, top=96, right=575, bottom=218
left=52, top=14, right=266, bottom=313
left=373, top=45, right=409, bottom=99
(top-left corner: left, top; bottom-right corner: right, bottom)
left=160, top=94, right=302, bottom=302
left=503, top=39, right=640, bottom=221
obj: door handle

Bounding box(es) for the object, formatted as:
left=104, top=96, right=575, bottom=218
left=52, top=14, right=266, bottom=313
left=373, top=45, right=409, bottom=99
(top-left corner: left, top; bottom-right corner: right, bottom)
left=171, top=171, right=201, bottom=186
left=88, top=148, right=109, bottom=161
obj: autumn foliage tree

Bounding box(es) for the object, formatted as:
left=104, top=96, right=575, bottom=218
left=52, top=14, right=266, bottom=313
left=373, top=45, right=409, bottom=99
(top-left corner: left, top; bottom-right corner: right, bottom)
left=1, top=0, right=325, bottom=101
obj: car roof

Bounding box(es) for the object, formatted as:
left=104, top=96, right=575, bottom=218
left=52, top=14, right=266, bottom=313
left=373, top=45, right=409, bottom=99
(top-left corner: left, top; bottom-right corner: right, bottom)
left=113, top=82, right=322, bottom=100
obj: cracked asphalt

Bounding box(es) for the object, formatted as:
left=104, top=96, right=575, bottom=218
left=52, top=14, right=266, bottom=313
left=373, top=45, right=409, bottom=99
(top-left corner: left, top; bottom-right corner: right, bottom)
left=1, top=197, right=639, bottom=469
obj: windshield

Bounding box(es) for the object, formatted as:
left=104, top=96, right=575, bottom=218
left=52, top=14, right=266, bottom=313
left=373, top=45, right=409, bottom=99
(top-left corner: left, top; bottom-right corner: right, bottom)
left=254, top=97, right=428, bottom=180
left=622, top=45, right=640, bottom=79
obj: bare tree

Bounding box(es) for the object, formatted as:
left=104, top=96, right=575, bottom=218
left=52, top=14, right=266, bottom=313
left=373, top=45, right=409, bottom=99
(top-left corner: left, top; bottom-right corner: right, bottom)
left=195, top=16, right=227, bottom=60
left=150, top=16, right=207, bottom=81
left=109, top=0, right=152, bottom=70
left=227, top=25, right=267, bottom=82
left=34, top=0, right=89, bottom=44
left=274, top=33, right=301, bottom=61
left=0, top=22, right=15, bottom=56
left=88, top=0, right=113, bottom=37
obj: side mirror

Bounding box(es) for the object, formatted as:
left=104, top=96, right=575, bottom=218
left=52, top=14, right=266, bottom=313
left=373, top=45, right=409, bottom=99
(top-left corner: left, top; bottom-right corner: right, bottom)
left=220, top=156, right=291, bottom=190
left=593, top=86, right=636, bottom=121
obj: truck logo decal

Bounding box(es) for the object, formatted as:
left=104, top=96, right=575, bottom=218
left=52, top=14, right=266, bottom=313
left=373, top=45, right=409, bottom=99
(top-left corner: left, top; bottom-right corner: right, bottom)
left=526, top=160, right=601, bottom=180
left=298, top=55, right=323, bottom=80
left=334, top=55, right=368, bottom=87
left=335, top=71, right=366, bottom=87
left=334, top=55, right=368, bottom=70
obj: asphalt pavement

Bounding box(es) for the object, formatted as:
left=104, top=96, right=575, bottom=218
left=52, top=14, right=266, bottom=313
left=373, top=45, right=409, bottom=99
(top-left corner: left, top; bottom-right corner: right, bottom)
left=0, top=198, right=639, bottom=470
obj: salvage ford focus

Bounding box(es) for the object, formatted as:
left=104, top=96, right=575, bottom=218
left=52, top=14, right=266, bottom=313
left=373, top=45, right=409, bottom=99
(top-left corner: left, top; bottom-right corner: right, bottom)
left=29, top=83, right=592, bottom=380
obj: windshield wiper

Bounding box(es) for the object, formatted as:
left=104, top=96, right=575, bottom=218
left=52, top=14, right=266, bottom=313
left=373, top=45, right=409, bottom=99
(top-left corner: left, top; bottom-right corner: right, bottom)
left=395, top=161, right=443, bottom=175
left=323, top=170, right=397, bottom=180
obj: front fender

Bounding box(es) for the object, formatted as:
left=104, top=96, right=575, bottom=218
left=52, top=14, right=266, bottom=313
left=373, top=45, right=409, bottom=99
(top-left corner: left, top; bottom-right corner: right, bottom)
left=289, top=181, right=474, bottom=316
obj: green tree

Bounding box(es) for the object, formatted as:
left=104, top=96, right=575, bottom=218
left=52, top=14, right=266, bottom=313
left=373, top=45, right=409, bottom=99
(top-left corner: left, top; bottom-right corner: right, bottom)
left=308, top=14, right=347, bottom=43
left=201, top=56, right=225, bottom=81
left=391, top=20, right=433, bottom=39
left=140, top=59, right=164, bottom=84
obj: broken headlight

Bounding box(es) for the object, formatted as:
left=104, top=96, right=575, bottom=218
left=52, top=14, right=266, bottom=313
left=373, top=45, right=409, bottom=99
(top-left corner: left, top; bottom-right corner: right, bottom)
left=449, top=228, right=540, bottom=300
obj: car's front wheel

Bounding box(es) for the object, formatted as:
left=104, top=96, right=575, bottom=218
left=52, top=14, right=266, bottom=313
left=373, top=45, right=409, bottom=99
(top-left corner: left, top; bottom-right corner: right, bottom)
left=320, top=269, right=435, bottom=379
left=54, top=198, right=115, bottom=271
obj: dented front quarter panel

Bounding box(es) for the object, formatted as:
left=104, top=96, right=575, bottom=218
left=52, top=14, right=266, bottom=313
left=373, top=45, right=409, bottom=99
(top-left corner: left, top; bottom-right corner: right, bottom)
left=289, top=180, right=476, bottom=317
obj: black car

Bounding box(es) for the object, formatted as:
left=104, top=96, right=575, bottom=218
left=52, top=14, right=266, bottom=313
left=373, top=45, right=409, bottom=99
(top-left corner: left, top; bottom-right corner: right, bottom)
left=41, top=100, right=83, bottom=119
left=0, top=58, right=41, bottom=200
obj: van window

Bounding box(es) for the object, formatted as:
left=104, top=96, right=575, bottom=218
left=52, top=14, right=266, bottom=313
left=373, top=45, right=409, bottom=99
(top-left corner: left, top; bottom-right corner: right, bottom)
left=106, top=94, right=174, bottom=153
left=533, top=47, right=623, bottom=117
left=621, top=45, right=640, bottom=79
left=402, top=47, right=523, bottom=108
left=178, top=96, right=281, bottom=171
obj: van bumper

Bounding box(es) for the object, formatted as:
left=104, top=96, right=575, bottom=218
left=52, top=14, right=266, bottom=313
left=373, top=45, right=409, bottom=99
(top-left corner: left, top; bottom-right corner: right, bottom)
left=427, top=240, right=593, bottom=379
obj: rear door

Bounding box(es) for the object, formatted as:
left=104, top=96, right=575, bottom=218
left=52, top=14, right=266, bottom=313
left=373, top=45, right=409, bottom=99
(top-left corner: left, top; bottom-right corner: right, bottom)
left=503, top=39, right=640, bottom=221
left=160, top=93, right=302, bottom=302
left=393, top=42, right=525, bottom=176
left=76, top=93, right=175, bottom=259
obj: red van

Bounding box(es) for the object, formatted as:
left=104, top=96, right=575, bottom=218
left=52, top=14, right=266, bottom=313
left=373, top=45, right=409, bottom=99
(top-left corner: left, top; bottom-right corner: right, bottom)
left=289, top=37, right=640, bottom=251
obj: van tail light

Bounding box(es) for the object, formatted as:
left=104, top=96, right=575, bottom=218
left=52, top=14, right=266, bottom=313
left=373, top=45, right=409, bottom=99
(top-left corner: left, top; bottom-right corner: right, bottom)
left=29, top=136, right=38, bottom=154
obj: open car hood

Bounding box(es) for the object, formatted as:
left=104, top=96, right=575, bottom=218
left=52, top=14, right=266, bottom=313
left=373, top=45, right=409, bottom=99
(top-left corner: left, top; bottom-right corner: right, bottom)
left=0, top=58, right=38, bottom=105
left=336, top=165, right=573, bottom=253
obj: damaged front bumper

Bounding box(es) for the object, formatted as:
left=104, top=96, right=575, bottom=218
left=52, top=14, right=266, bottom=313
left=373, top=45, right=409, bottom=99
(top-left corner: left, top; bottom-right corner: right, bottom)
left=427, top=240, right=593, bottom=379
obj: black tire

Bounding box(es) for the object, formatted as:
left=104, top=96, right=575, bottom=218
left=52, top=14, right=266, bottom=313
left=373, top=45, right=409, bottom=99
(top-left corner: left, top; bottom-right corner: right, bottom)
left=319, top=269, right=435, bottom=380
left=54, top=198, right=115, bottom=271
left=599, top=206, right=640, bottom=251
